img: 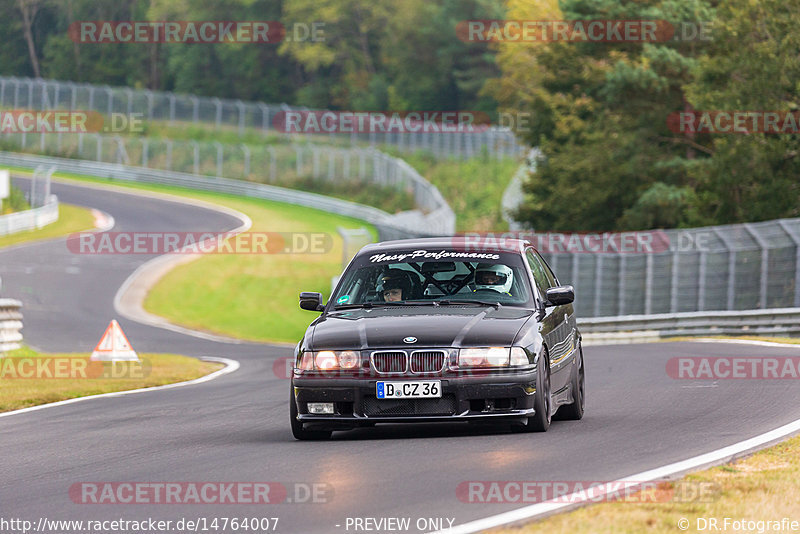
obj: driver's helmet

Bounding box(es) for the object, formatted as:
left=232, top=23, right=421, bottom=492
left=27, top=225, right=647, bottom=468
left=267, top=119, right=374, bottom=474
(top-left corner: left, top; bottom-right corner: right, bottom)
left=474, top=263, right=513, bottom=294
left=377, top=269, right=414, bottom=300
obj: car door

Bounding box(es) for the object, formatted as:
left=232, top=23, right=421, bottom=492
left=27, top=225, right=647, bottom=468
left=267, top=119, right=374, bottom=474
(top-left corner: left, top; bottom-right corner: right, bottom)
left=524, top=248, right=572, bottom=393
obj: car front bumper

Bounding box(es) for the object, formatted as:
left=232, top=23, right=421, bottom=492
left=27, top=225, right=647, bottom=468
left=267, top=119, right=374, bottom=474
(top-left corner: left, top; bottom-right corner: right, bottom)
left=292, top=370, right=538, bottom=428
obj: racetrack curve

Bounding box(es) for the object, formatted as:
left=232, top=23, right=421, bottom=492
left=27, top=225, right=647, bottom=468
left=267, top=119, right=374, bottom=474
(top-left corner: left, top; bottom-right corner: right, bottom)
left=2, top=178, right=800, bottom=534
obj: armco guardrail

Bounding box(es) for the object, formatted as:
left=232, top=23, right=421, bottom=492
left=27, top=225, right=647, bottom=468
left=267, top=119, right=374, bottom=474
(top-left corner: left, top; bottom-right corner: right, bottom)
left=0, top=298, right=23, bottom=353
left=0, top=152, right=445, bottom=239
left=578, top=307, right=800, bottom=344
left=0, top=196, right=58, bottom=236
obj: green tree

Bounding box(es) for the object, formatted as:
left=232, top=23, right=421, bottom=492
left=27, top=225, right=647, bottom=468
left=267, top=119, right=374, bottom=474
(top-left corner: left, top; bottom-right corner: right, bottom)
left=684, top=0, right=800, bottom=223
left=490, top=0, right=714, bottom=231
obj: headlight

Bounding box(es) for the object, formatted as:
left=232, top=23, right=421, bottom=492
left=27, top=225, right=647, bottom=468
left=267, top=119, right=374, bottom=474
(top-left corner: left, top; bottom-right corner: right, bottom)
left=296, top=350, right=362, bottom=371
left=457, top=347, right=530, bottom=368
left=315, top=351, right=338, bottom=370
left=337, top=350, right=360, bottom=369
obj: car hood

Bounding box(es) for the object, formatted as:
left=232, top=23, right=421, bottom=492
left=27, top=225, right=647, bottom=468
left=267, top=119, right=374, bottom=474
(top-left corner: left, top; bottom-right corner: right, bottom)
left=308, top=306, right=535, bottom=350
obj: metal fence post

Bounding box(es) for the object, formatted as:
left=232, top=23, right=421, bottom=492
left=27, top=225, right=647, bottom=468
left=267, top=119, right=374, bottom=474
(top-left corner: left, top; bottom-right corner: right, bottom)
left=142, top=138, right=149, bottom=167
left=267, top=146, right=277, bottom=182
left=593, top=255, right=603, bottom=317
left=237, top=100, right=245, bottom=136
left=259, top=103, right=270, bottom=133
left=192, top=141, right=200, bottom=175
left=670, top=252, right=679, bottom=313
left=214, top=141, right=223, bottom=177
left=168, top=93, right=176, bottom=124
left=104, top=86, right=113, bottom=116
left=191, top=96, right=199, bottom=123
left=644, top=253, right=653, bottom=315
left=145, top=90, right=154, bottom=121
left=777, top=220, right=800, bottom=308
left=698, top=251, right=707, bottom=311
left=618, top=254, right=626, bottom=315
left=126, top=88, right=133, bottom=116
left=712, top=228, right=736, bottom=310
left=241, top=144, right=250, bottom=177
left=327, top=149, right=335, bottom=180
left=312, top=147, right=320, bottom=179
left=295, top=145, right=302, bottom=176
left=744, top=223, right=770, bottom=309
left=165, top=138, right=173, bottom=170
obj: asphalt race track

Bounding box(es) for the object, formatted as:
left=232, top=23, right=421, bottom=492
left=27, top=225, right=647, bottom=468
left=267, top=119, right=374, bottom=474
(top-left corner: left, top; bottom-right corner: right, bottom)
left=2, top=178, right=800, bottom=534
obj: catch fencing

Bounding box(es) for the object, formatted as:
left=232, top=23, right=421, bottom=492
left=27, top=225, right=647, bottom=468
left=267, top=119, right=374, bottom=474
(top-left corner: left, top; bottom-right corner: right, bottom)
left=0, top=76, right=526, bottom=160
left=0, top=131, right=454, bottom=236
left=540, top=218, right=800, bottom=318
left=0, top=152, right=445, bottom=239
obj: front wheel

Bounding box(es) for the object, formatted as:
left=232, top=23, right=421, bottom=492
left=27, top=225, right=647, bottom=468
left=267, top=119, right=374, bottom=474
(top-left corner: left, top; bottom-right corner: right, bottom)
left=525, top=354, right=552, bottom=432
left=290, top=387, right=332, bottom=441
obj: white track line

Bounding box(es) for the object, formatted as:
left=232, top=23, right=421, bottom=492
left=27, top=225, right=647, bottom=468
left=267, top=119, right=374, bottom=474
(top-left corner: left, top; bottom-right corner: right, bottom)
left=433, top=338, right=800, bottom=534
left=0, top=357, right=239, bottom=419
left=44, top=176, right=264, bottom=345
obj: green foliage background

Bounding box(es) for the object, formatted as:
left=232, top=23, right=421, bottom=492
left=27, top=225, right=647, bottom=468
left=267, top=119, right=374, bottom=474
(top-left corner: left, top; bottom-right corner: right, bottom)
left=5, top=0, right=800, bottom=231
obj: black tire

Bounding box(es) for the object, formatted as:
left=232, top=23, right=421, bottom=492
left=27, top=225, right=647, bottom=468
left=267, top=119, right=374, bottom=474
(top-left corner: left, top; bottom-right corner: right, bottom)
left=555, top=343, right=585, bottom=421
left=526, top=352, right=552, bottom=432
left=290, top=387, right=332, bottom=441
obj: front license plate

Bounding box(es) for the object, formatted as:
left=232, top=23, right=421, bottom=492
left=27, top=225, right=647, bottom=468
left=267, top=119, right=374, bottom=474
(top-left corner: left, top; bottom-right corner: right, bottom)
left=377, top=380, right=441, bottom=399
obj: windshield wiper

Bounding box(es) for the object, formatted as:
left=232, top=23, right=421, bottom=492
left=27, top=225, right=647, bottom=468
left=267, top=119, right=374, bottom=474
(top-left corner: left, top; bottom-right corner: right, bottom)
left=332, top=300, right=437, bottom=310
left=369, top=301, right=437, bottom=307
left=438, top=299, right=502, bottom=309
left=332, top=302, right=374, bottom=310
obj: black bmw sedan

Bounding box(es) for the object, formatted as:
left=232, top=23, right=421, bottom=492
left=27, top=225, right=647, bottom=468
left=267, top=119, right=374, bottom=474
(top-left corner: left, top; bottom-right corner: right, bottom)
left=290, top=237, right=584, bottom=439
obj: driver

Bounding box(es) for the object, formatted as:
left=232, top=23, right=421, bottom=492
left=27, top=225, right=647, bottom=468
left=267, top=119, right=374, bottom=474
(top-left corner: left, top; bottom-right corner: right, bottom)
left=378, top=269, right=413, bottom=302
left=473, top=263, right=513, bottom=295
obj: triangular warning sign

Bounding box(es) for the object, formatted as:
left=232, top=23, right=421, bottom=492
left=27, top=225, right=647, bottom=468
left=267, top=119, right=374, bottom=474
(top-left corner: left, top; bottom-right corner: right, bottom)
left=90, top=320, right=139, bottom=361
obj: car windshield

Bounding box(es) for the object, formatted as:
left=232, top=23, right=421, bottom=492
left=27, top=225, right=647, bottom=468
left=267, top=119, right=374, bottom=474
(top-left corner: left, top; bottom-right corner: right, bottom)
left=330, top=249, right=533, bottom=307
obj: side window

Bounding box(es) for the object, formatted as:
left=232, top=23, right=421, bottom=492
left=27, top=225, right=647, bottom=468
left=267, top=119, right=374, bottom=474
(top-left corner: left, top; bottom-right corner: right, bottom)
left=536, top=251, right=558, bottom=287
left=525, top=249, right=549, bottom=300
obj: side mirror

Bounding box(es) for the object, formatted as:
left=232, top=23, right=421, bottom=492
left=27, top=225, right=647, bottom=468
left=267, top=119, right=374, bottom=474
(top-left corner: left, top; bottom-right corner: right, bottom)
left=545, top=285, right=574, bottom=306
left=299, top=292, right=325, bottom=312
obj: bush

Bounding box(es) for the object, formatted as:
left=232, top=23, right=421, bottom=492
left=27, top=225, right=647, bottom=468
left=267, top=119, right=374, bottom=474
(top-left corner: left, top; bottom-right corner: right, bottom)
left=2, top=185, right=30, bottom=215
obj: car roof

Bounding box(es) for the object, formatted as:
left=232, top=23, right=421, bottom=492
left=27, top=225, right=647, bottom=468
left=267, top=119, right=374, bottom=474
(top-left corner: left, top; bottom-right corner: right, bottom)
left=357, top=236, right=531, bottom=255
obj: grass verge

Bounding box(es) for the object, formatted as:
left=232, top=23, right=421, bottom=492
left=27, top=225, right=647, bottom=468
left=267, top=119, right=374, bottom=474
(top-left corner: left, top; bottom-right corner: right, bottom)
left=5, top=167, right=378, bottom=343
left=391, top=150, right=520, bottom=232
left=143, top=194, right=376, bottom=343
left=0, top=345, right=223, bottom=412
left=0, top=203, right=96, bottom=249
left=492, top=435, right=800, bottom=534
left=492, top=335, right=800, bottom=534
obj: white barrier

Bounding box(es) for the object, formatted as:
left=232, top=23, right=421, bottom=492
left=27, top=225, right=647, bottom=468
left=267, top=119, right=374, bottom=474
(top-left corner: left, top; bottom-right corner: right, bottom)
left=0, top=298, right=23, bottom=353
left=0, top=196, right=59, bottom=236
